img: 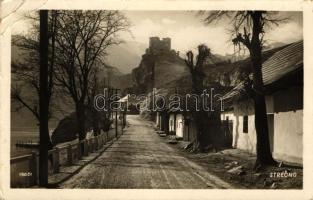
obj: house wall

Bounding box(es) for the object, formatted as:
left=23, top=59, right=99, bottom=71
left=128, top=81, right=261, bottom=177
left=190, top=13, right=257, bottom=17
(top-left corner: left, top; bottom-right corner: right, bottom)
left=224, top=86, right=303, bottom=164
left=156, top=112, right=160, bottom=127
left=272, top=86, right=303, bottom=163
left=175, top=114, right=184, bottom=138
left=273, top=110, right=302, bottom=163
left=169, top=113, right=175, bottom=132
left=231, top=99, right=257, bottom=153
left=221, top=111, right=235, bottom=121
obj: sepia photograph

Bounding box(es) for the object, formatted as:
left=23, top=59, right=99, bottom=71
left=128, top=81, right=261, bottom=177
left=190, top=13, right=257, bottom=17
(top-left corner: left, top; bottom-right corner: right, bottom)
left=7, top=9, right=304, bottom=190
left=2, top=0, right=313, bottom=198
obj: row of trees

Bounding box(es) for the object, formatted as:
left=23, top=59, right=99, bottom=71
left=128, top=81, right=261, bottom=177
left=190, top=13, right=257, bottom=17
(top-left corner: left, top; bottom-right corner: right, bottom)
left=185, top=11, right=286, bottom=168
left=12, top=10, right=130, bottom=186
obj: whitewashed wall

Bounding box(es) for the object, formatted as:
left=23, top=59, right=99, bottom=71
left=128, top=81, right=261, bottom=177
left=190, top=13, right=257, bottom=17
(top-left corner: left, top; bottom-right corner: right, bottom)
left=273, top=110, right=303, bottom=163
left=169, top=113, right=175, bottom=132
left=222, top=87, right=303, bottom=164
left=175, top=114, right=184, bottom=138
left=156, top=112, right=160, bottom=127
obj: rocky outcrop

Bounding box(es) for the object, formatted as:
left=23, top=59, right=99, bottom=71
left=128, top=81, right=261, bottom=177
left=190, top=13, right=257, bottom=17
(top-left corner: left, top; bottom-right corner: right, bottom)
left=131, top=50, right=189, bottom=94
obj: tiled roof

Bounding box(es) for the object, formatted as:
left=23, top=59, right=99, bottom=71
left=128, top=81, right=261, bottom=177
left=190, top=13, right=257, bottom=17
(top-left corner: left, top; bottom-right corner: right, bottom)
left=223, top=41, right=303, bottom=100
left=262, top=41, right=303, bottom=85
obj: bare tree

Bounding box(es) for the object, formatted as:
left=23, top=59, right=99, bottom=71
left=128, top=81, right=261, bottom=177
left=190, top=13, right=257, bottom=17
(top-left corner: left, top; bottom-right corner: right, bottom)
left=185, top=45, right=224, bottom=152
left=53, top=11, right=130, bottom=150
left=86, top=66, right=109, bottom=136
left=202, top=11, right=287, bottom=167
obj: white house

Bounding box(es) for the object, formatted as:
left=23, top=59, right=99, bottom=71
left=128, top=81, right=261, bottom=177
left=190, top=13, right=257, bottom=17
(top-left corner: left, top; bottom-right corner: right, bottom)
left=169, top=113, right=176, bottom=133
left=155, top=111, right=161, bottom=128
left=221, top=41, right=303, bottom=164
left=175, top=113, right=184, bottom=138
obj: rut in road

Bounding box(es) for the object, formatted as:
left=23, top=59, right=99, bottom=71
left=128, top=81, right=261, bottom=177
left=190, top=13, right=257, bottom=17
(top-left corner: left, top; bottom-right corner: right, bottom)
left=59, top=115, right=233, bottom=189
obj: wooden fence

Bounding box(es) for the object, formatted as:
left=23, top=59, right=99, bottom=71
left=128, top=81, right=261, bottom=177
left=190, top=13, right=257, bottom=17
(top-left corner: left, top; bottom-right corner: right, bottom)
left=10, top=130, right=117, bottom=188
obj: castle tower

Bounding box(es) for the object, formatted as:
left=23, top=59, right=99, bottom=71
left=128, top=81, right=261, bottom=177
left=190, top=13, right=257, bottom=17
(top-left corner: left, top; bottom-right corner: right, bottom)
left=149, top=37, right=161, bottom=52
left=148, top=36, right=171, bottom=54
left=162, top=37, right=171, bottom=51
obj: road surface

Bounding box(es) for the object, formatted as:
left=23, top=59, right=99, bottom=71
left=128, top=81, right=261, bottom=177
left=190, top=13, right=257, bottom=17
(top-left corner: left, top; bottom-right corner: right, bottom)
left=59, top=115, right=232, bottom=189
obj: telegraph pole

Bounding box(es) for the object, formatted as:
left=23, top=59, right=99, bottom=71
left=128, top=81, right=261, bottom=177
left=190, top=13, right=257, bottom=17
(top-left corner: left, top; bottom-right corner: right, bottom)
left=115, top=88, right=118, bottom=138
left=39, top=10, right=49, bottom=187
left=113, top=88, right=120, bottom=138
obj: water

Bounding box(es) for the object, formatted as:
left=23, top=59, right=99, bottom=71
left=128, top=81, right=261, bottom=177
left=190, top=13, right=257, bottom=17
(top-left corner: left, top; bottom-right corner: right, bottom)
left=11, top=127, right=54, bottom=158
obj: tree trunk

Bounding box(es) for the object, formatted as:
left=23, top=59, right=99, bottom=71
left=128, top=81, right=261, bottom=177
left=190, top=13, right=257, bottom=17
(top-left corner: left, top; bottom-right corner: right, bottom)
left=207, top=110, right=224, bottom=149
left=191, top=111, right=205, bottom=151
left=190, top=75, right=218, bottom=152
left=186, top=46, right=224, bottom=152
left=191, top=110, right=223, bottom=152
left=92, top=109, right=101, bottom=136
left=76, top=103, right=86, bottom=154
left=245, top=11, right=276, bottom=168
left=39, top=10, right=50, bottom=187
left=190, top=76, right=204, bottom=151
left=250, top=40, right=276, bottom=167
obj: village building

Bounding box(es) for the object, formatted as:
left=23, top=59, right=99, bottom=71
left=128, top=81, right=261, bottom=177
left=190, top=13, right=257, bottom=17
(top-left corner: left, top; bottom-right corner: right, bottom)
left=154, top=41, right=303, bottom=165
left=153, top=88, right=198, bottom=142
left=168, top=112, right=175, bottom=133
left=175, top=113, right=184, bottom=138
left=150, top=37, right=303, bottom=164
left=156, top=109, right=197, bottom=142
left=167, top=109, right=184, bottom=138
left=221, top=41, right=303, bottom=164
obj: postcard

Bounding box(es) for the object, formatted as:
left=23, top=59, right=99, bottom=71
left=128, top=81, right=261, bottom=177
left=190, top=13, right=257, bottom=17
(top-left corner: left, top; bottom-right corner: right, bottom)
left=1, top=0, right=313, bottom=199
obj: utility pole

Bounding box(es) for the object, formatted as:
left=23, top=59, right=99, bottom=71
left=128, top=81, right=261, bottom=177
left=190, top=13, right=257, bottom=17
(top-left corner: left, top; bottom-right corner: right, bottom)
left=113, top=88, right=120, bottom=138
left=120, top=100, right=124, bottom=135
left=115, top=89, right=118, bottom=138
left=121, top=100, right=127, bottom=134
left=174, top=87, right=178, bottom=132
left=39, top=10, right=49, bottom=187
left=105, top=85, right=110, bottom=141
left=108, top=87, right=111, bottom=119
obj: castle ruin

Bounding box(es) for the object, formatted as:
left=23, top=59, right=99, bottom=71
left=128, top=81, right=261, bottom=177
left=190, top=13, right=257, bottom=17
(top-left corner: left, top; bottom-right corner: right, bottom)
left=146, top=37, right=179, bottom=56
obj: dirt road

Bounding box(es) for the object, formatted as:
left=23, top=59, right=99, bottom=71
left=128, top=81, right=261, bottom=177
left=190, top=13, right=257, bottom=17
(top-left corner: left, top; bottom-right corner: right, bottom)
left=59, top=115, right=232, bottom=189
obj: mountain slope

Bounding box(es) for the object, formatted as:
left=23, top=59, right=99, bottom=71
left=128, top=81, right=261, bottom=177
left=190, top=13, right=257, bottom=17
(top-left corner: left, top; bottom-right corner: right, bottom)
left=105, top=41, right=146, bottom=74
left=131, top=48, right=227, bottom=94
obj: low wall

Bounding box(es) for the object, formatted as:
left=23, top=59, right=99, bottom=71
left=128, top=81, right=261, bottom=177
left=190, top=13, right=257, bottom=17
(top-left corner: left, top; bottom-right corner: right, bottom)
left=11, top=130, right=118, bottom=188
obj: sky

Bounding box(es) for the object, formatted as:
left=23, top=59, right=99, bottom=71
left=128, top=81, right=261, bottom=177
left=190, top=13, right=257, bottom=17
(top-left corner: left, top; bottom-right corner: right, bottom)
left=120, top=11, right=303, bottom=55
left=11, top=10, right=303, bottom=73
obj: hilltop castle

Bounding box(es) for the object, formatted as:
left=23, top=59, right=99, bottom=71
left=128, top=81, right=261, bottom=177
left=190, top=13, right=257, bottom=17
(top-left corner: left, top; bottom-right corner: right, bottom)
left=132, top=36, right=185, bottom=93
left=145, top=37, right=179, bottom=56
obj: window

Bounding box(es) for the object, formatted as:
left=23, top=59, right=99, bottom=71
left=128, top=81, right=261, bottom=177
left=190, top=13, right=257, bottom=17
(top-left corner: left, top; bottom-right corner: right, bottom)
left=243, top=115, right=248, bottom=133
